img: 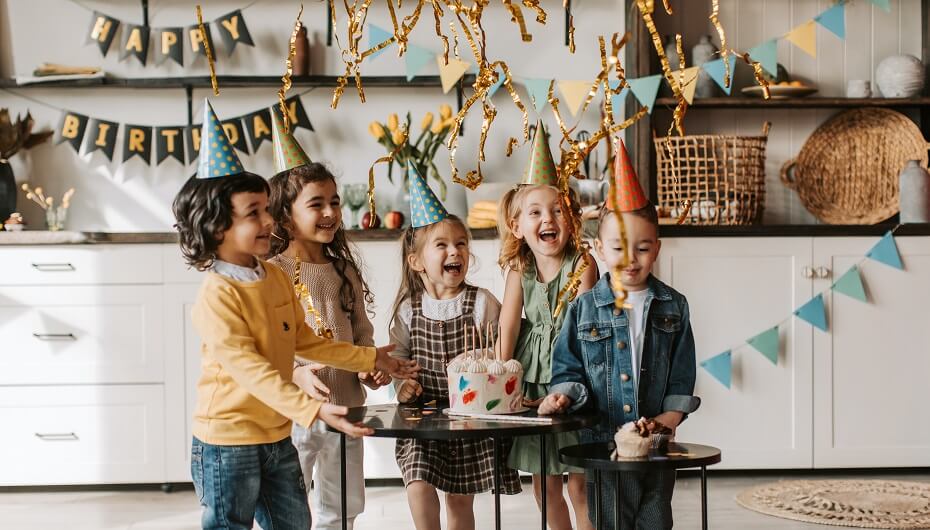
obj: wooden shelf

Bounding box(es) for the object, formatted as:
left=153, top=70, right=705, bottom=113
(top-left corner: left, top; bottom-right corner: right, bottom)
left=0, top=75, right=477, bottom=90
left=654, top=96, right=930, bottom=109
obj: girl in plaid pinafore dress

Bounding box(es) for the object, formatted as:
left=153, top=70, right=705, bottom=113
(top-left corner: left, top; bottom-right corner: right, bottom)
left=389, top=213, right=520, bottom=529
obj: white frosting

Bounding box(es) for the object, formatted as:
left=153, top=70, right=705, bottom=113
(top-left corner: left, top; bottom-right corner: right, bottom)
left=486, top=360, right=505, bottom=375
left=468, top=359, right=487, bottom=373
left=503, top=359, right=523, bottom=374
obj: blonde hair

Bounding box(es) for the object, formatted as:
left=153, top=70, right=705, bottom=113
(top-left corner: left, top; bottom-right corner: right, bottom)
left=390, top=215, right=472, bottom=328
left=497, top=184, right=581, bottom=272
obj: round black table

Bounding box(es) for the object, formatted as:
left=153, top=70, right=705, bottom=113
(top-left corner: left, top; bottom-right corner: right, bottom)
left=326, top=403, right=597, bottom=530
left=560, top=441, right=721, bottom=530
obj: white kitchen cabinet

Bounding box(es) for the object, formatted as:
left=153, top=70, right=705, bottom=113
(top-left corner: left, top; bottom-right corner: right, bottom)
left=0, top=385, right=166, bottom=485
left=658, top=238, right=815, bottom=469
left=0, top=285, right=165, bottom=385
left=0, top=244, right=162, bottom=285
left=812, top=236, right=930, bottom=468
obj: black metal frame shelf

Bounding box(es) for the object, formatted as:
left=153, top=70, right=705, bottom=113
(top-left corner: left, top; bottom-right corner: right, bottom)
left=654, top=96, right=930, bottom=109
left=0, top=75, right=476, bottom=90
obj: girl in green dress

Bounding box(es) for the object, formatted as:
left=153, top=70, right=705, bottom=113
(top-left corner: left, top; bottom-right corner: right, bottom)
left=498, top=183, right=598, bottom=530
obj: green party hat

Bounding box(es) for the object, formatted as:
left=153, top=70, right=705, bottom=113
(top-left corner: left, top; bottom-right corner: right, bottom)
left=197, top=99, right=245, bottom=179
left=408, top=166, right=449, bottom=228
left=521, top=120, right=558, bottom=186
left=271, top=109, right=312, bottom=173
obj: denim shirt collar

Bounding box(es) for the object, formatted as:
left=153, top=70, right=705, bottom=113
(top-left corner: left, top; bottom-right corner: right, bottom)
left=592, top=273, right=672, bottom=308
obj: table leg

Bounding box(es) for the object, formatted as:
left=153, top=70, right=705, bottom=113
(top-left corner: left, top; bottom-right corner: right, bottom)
left=340, top=432, right=347, bottom=530
left=613, top=472, right=621, bottom=530
left=493, top=437, right=502, bottom=530
left=540, top=434, right=547, bottom=530
left=594, top=469, right=602, bottom=530
left=701, top=466, right=708, bottom=530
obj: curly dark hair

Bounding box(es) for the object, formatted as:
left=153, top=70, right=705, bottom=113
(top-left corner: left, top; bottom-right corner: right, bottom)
left=172, top=172, right=270, bottom=271
left=268, top=162, right=374, bottom=318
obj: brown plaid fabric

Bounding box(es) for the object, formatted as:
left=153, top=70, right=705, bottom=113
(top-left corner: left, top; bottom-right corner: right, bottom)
left=395, top=286, right=521, bottom=495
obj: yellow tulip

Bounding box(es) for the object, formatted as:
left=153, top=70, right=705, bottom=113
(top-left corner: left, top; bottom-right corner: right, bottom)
left=439, top=104, right=453, bottom=120
left=369, top=121, right=385, bottom=140
left=441, top=117, right=457, bottom=130
left=391, top=128, right=406, bottom=145
left=421, top=112, right=434, bottom=131
left=387, top=113, right=399, bottom=132
left=430, top=119, right=444, bottom=134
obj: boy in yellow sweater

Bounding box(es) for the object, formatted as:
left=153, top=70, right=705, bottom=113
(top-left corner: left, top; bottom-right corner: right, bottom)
left=174, top=101, right=418, bottom=530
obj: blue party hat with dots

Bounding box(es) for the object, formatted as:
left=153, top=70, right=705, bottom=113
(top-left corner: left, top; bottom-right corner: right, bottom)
left=408, top=166, right=448, bottom=228
left=197, top=99, right=245, bottom=179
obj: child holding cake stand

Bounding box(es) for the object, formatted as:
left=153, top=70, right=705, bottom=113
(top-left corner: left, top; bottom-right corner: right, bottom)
left=389, top=167, right=521, bottom=530
left=497, top=121, right=599, bottom=530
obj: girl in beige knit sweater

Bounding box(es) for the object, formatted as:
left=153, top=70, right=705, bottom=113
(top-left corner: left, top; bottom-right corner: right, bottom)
left=268, top=163, right=388, bottom=530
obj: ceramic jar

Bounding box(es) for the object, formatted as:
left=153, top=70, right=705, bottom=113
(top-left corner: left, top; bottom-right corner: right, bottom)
left=899, top=160, right=930, bottom=223
left=692, top=35, right=720, bottom=98
left=876, top=54, right=925, bottom=98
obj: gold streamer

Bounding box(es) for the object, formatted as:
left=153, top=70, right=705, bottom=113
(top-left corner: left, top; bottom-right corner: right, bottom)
left=553, top=253, right=589, bottom=318
left=502, top=0, right=532, bottom=42
left=709, top=0, right=731, bottom=89
left=293, top=252, right=335, bottom=340
left=279, top=4, right=305, bottom=134
left=195, top=6, right=219, bottom=96
left=661, top=0, right=673, bottom=15
left=366, top=128, right=408, bottom=227
left=568, top=14, right=576, bottom=53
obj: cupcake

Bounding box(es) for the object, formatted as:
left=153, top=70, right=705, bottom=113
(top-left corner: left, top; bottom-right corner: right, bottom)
left=613, top=421, right=651, bottom=458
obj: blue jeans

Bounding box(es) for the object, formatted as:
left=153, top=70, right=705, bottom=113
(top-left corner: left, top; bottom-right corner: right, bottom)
left=587, top=469, right=676, bottom=530
left=191, top=437, right=311, bottom=530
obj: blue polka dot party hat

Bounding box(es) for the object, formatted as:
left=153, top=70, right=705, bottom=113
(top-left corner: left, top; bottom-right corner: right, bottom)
left=196, top=99, right=245, bottom=179
left=408, top=165, right=449, bottom=228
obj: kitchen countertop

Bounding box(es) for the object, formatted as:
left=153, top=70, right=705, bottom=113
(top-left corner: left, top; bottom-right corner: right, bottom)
left=1, top=224, right=929, bottom=245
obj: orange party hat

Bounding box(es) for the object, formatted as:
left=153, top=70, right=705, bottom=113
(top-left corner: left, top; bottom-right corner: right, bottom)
left=607, top=138, right=649, bottom=212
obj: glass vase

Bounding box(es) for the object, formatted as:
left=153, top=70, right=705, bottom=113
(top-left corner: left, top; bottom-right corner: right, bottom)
left=46, top=206, right=67, bottom=231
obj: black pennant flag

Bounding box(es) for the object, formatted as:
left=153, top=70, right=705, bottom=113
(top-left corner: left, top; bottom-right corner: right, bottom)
left=87, top=11, right=120, bottom=56
left=122, top=124, right=153, bottom=165
left=214, top=10, right=254, bottom=56
left=221, top=118, right=250, bottom=155
left=185, top=124, right=202, bottom=165
left=188, top=23, right=215, bottom=58
left=155, top=126, right=186, bottom=165
left=55, top=111, right=89, bottom=153
left=154, top=28, right=184, bottom=66
left=243, top=109, right=272, bottom=152
left=81, top=118, right=119, bottom=160
left=120, top=24, right=150, bottom=66
left=272, top=96, right=314, bottom=133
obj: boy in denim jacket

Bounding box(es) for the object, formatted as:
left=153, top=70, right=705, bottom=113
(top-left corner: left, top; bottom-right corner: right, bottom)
left=539, top=141, right=700, bottom=529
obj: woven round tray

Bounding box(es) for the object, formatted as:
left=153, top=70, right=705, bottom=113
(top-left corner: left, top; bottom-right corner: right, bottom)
left=780, top=108, right=929, bottom=224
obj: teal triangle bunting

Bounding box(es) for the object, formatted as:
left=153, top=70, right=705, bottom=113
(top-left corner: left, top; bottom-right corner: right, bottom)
left=815, top=3, right=846, bottom=39
left=700, top=351, right=732, bottom=389
left=368, top=24, right=393, bottom=60
left=627, top=75, right=662, bottom=114
left=871, top=0, right=891, bottom=12
left=747, top=326, right=779, bottom=365
left=794, top=293, right=828, bottom=332
left=832, top=265, right=867, bottom=302
left=748, top=39, right=779, bottom=77
left=524, top=78, right=553, bottom=113
left=867, top=231, right=904, bottom=270
left=702, top=55, right=737, bottom=95
left=405, top=44, right=435, bottom=81
left=487, top=65, right=507, bottom=98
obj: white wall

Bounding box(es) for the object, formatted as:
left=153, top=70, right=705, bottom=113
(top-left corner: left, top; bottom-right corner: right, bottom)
left=653, top=0, right=922, bottom=224
left=0, top=0, right=620, bottom=231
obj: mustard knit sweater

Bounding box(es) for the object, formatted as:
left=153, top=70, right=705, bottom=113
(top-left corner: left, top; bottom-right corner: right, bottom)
left=191, top=260, right=375, bottom=445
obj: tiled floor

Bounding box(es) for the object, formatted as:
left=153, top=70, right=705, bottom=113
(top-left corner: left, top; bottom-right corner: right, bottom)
left=2, top=471, right=928, bottom=529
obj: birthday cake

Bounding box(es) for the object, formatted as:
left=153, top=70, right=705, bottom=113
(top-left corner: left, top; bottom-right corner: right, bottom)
left=447, top=351, right=524, bottom=414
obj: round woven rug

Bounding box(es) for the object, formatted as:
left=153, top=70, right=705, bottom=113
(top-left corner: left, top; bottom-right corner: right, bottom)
left=736, top=480, right=930, bottom=529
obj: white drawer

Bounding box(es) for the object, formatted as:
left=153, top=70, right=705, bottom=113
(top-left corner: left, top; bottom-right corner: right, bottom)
left=0, top=285, right=164, bottom=385
left=0, top=385, right=166, bottom=485
left=162, top=244, right=205, bottom=284
left=0, top=245, right=163, bottom=285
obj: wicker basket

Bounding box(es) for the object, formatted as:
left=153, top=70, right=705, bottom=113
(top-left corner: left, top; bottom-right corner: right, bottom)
left=780, top=108, right=929, bottom=225
left=654, top=123, right=770, bottom=225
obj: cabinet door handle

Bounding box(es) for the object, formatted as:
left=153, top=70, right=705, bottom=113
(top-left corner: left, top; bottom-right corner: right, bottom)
left=31, top=263, right=76, bottom=272
left=34, top=432, right=79, bottom=441
left=802, top=266, right=814, bottom=279
left=32, top=333, right=77, bottom=341
left=816, top=266, right=832, bottom=279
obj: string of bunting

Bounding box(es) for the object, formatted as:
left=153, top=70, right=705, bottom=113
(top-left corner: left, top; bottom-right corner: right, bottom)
left=80, top=1, right=258, bottom=67
left=367, top=0, right=888, bottom=118
left=699, top=228, right=905, bottom=390
left=1, top=88, right=312, bottom=167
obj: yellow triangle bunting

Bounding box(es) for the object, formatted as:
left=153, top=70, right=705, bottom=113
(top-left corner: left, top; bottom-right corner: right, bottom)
left=437, top=57, right=471, bottom=93
left=673, top=67, right=700, bottom=104
left=558, top=80, right=592, bottom=116
left=785, top=20, right=817, bottom=58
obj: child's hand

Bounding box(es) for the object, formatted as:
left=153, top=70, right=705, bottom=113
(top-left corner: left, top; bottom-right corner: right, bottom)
left=374, top=344, right=420, bottom=380
left=358, top=370, right=391, bottom=390
left=316, top=403, right=374, bottom=438
left=294, top=364, right=331, bottom=402
left=396, top=379, right=423, bottom=403
left=538, top=393, right=572, bottom=415
left=651, top=411, right=684, bottom=434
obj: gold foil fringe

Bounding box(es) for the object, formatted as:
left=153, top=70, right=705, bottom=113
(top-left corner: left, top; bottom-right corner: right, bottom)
left=195, top=6, right=219, bottom=96
left=279, top=4, right=304, bottom=134
left=292, top=251, right=335, bottom=339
